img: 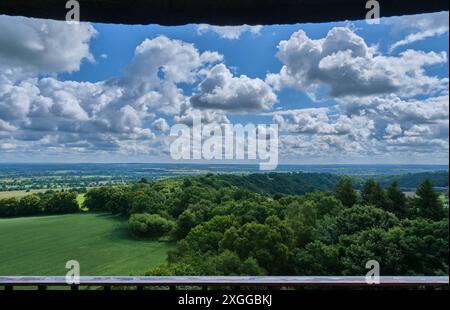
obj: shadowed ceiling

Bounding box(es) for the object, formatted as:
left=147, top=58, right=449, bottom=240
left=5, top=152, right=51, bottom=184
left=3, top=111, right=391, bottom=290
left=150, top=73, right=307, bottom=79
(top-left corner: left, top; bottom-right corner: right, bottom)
left=0, top=0, right=448, bottom=25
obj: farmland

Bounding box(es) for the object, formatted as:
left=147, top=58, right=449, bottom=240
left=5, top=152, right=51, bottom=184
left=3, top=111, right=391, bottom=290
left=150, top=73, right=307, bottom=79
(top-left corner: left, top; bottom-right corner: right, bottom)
left=0, top=213, right=174, bottom=275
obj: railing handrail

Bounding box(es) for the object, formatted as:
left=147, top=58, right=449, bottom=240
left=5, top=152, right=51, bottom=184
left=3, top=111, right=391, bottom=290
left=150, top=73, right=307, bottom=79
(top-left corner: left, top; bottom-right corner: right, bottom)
left=1, top=276, right=448, bottom=287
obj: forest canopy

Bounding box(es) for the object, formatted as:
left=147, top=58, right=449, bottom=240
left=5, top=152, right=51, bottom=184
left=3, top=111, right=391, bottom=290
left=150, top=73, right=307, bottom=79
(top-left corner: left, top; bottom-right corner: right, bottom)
left=1, top=172, right=448, bottom=276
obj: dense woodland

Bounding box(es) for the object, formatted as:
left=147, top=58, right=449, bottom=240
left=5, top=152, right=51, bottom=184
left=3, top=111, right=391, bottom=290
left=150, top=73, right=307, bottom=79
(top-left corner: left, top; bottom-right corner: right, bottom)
left=0, top=190, right=79, bottom=217
left=0, top=172, right=448, bottom=276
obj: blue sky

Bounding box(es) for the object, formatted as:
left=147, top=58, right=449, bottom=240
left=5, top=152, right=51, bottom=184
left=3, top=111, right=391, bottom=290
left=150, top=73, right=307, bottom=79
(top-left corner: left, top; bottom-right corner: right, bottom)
left=62, top=19, right=449, bottom=84
left=0, top=12, right=449, bottom=164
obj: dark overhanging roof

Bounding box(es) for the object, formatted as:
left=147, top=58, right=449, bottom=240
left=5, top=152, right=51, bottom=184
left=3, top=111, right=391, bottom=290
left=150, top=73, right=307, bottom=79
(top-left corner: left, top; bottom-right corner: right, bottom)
left=0, top=0, right=448, bottom=25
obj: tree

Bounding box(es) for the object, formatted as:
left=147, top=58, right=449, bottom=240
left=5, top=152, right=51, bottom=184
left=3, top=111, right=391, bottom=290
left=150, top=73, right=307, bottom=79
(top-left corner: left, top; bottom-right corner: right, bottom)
left=315, top=195, right=344, bottom=218
left=83, top=187, right=115, bottom=211
left=294, top=241, right=340, bottom=275
left=415, top=180, right=445, bottom=220
left=338, top=228, right=405, bottom=275
left=170, top=186, right=216, bottom=217
left=285, top=201, right=319, bottom=247
left=386, top=181, right=407, bottom=216
left=174, top=201, right=213, bottom=240
left=219, top=216, right=295, bottom=274
left=361, top=179, right=387, bottom=208
left=400, top=218, right=449, bottom=275
left=0, top=198, right=19, bottom=217
left=206, top=250, right=265, bottom=275
left=181, top=215, right=237, bottom=254
left=334, top=177, right=358, bottom=208
left=18, top=194, right=42, bottom=215
left=105, top=188, right=131, bottom=215
left=129, top=189, right=165, bottom=215
left=324, top=205, right=399, bottom=239
left=44, top=192, right=79, bottom=214
left=129, top=213, right=175, bottom=238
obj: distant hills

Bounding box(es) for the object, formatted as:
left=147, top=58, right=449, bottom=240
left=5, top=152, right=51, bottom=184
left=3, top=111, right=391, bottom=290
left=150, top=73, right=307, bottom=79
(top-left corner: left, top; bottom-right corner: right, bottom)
left=199, top=170, right=449, bottom=196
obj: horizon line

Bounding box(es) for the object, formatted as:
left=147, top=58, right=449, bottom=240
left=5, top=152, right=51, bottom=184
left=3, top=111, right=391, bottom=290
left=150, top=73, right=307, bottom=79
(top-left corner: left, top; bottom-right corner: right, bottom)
left=0, top=162, right=448, bottom=167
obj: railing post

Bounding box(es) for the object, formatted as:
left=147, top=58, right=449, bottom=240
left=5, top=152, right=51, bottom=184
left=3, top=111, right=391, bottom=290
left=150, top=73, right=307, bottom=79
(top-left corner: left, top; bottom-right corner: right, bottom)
left=4, top=285, right=13, bottom=291
left=37, top=285, right=47, bottom=291
left=71, top=285, right=79, bottom=291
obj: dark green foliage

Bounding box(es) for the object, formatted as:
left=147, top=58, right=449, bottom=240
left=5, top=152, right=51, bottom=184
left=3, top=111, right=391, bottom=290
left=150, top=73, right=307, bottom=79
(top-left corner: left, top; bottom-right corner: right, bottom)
left=333, top=205, right=399, bottom=236
left=17, top=194, right=42, bottom=215
left=211, top=172, right=342, bottom=196
left=361, top=179, right=388, bottom=208
left=106, top=188, right=131, bottom=215
left=129, top=213, right=175, bottom=238
left=44, top=192, right=79, bottom=214
left=399, top=218, right=449, bottom=275
left=139, top=174, right=447, bottom=276
left=174, top=200, right=213, bottom=239
left=205, top=250, right=265, bottom=276
left=338, top=228, right=406, bottom=275
left=0, top=198, right=19, bottom=217
left=0, top=191, right=79, bottom=217
left=83, top=187, right=116, bottom=212
left=386, top=181, right=407, bottom=217
left=294, top=241, right=341, bottom=275
left=373, top=171, right=449, bottom=189
left=334, top=177, right=357, bottom=208
left=219, top=216, right=295, bottom=274
left=415, top=180, right=446, bottom=220
left=181, top=215, right=237, bottom=254
left=285, top=200, right=320, bottom=247
left=129, top=189, right=166, bottom=215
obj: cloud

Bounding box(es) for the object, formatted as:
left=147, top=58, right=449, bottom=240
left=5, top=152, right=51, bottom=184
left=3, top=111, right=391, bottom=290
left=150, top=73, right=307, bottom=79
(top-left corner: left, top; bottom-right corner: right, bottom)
left=152, top=118, right=170, bottom=132
left=197, top=24, right=262, bottom=40
left=267, top=27, right=448, bottom=99
left=271, top=91, right=449, bottom=162
left=340, top=93, right=449, bottom=124
left=389, top=28, right=449, bottom=52
left=0, top=25, right=227, bottom=157
left=387, top=12, right=449, bottom=52
left=173, top=105, right=230, bottom=126
left=270, top=107, right=374, bottom=138
left=121, top=35, right=223, bottom=115
left=191, top=64, right=277, bottom=112
left=270, top=108, right=334, bottom=134
left=384, top=123, right=402, bottom=138
left=0, top=119, right=15, bottom=131
left=0, top=15, right=96, bottom=80
left=267, top=106, right=378, bottom=159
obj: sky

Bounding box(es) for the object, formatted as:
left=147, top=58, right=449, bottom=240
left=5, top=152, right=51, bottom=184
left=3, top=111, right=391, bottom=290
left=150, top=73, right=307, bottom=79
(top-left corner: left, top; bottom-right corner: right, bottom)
left=0, top=11, right=448, bottom=164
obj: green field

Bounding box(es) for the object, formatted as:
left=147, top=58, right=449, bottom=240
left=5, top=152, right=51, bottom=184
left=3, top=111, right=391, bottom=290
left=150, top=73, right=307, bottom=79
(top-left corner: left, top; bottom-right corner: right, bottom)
left=0, top=213, right=174, bottom=275
left=0, top=189, right=47, bottom=199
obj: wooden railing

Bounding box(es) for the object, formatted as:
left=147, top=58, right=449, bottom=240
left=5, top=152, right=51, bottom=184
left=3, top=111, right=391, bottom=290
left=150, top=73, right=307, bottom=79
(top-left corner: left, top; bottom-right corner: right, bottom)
left=1, top=276, right=448, bottom=290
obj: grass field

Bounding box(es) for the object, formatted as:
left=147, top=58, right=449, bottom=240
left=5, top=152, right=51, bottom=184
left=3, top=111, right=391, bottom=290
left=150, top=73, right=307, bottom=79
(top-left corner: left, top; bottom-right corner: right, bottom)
left=0, top=213, right=174, bottom=276
left=0, top=189, right=47, bottom=199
